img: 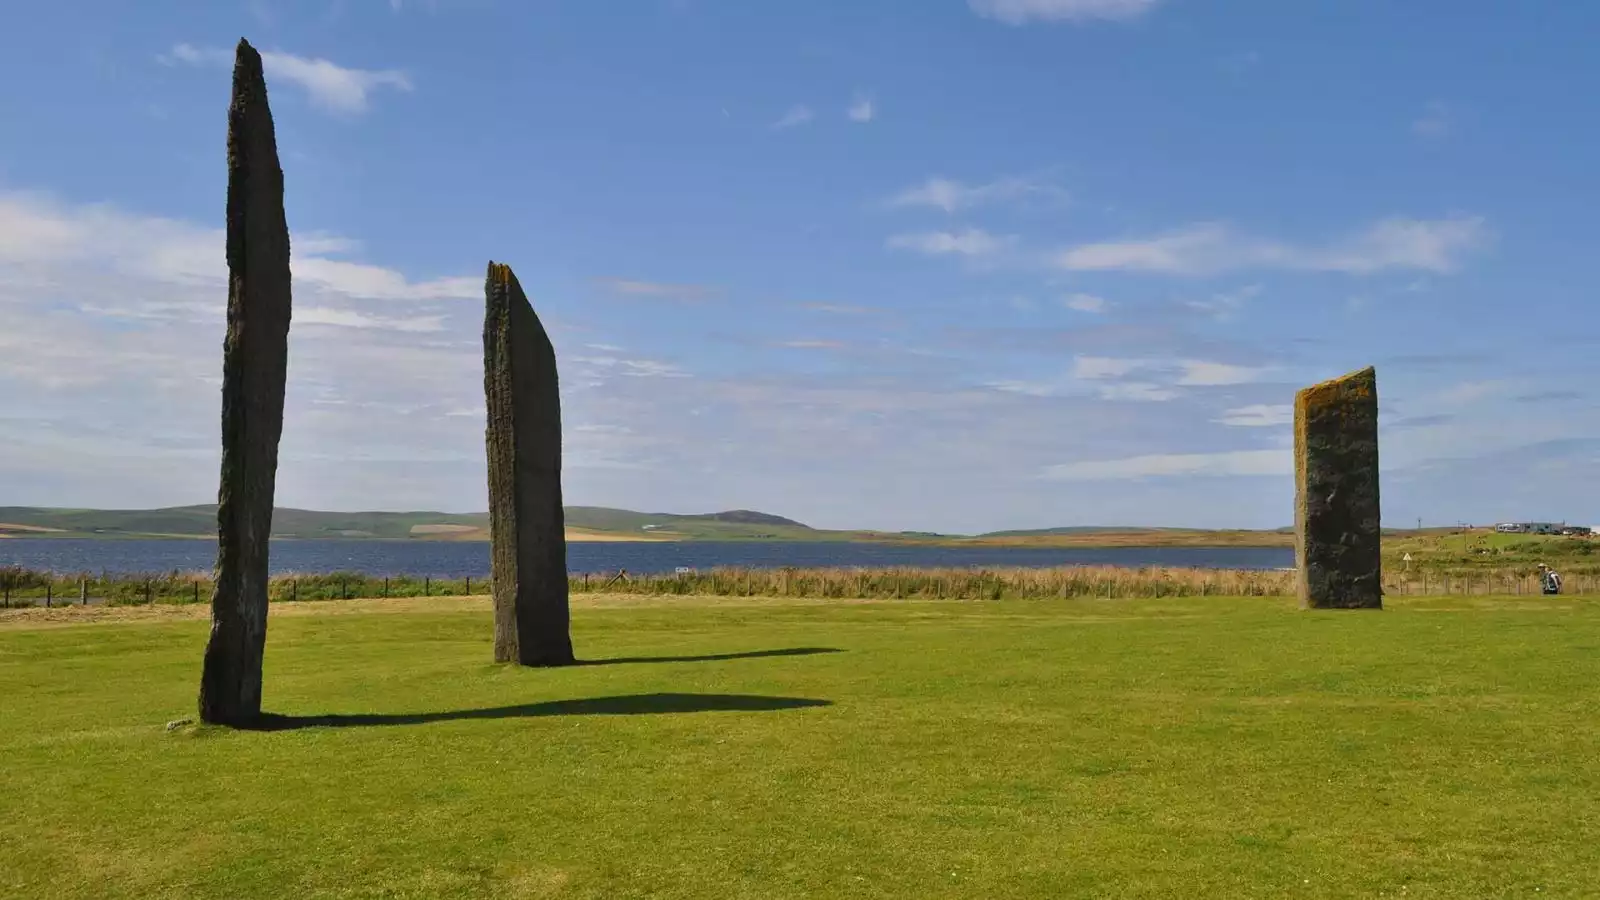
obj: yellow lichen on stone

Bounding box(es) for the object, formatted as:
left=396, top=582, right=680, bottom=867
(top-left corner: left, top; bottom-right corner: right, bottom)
left=489, top=262, right=513, bottom=286
left=1297, top=367, right=1375, bottom=417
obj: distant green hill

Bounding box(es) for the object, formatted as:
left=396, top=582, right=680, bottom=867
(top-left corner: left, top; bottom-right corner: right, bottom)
left=0, top=505, right=816, bottom=542
left=978, top=525, right=1193, bottom=538
left=0, top=504, right=1307, bottom=547
left=0, top=505, right=487, bottom=540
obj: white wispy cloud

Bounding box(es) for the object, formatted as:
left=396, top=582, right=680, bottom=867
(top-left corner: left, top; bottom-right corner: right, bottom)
left=886, top=228, right=1011, bottom=257
left=0, top=189, right=515, bottom=510
left=985, top=380, right=1054, bottom=397
left=0, top=193, right=468, bottom=302
left=1437, top=379, right=1506, bottom=406
left=1185, top=284, right=1260, bottom=319
left=1215, top=404, right=1293, bottom=427
left=158, top=43, right=412, bottom=114
left=1044, top=448, right=1289, bottom=481
left=969, top=0, right=1163, bottom=25
left=1068, top=355, right=1268, bottom=387
left=1055, top=216, right=1489, bottom=276
left=569, top=355, right=690, bottom=378
left=1095, top=382, right=1178, bottom=402
left=1175, top=360, right=1269, bottom=386
left=887, top=174, right=1067, bottom=213
left=847, top=93, right=875, bottom=123
left=771, top=105, right=814, bottom=130
left=593, top=277, right=718, bottom=301
left=156, top=43, right=229, bottom=67
left=294, top=258, right=476, bottom=301
left=800, top=302, right=875, bottom=315
left=1071, top=355, right=1144, bottom=380
left=988, top=368, right=1176, bottom=402
left=296, top=307, right=446, bottom=332
left=779, top=339, right=848, bottom=350
left=1062, top=292, right=1108, bottom=313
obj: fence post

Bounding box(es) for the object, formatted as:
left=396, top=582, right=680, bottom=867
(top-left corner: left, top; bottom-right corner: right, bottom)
left=46, top=582, right=52, bottom=608
left=424, top=576, right=430, bottom=596
left=383, top=577, right=389, bottom=598
left=81, top=577, right=88, bottom=606
left=193, top=581, right=200, bottom=604
left=291, top=578, right=298, bottom=602
left=465, top=576, right=471, bottom=595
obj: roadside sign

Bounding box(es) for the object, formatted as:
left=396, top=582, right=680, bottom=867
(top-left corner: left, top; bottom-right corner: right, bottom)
left=1402, top=553, right=1413, bottom=562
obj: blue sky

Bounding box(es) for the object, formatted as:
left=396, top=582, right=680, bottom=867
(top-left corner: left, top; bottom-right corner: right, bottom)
left=1, top=0, right=1596, bottom=533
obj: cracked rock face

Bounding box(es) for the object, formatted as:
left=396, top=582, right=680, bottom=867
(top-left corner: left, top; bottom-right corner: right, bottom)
left=1294, top=366, right=1382, bottom=610
left=483, top=262, right=574, bottom=666
left=199, top=39, right=293, bottom=725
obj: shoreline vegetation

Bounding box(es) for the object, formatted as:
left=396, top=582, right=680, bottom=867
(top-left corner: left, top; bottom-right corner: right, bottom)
left=1, top=561, right=1591, bottom=611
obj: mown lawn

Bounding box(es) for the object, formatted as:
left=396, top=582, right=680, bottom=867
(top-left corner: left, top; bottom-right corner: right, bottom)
left=2, top=593, right=1598, bottom=899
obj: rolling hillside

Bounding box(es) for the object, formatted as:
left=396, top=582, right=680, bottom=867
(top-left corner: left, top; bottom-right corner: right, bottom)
left=0, top=505, right=824, bottom=542
left=0, top=506, right=486, bottom=540
left=0, top=504, right=1441, bottom=549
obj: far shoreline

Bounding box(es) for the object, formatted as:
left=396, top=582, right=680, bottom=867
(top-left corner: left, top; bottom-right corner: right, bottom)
left=0, top=528, right=1291, bottom=549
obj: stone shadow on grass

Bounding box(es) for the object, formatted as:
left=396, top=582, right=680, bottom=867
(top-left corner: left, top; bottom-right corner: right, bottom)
left=576, top=646, right=843, bottom=666
left=247, top=693, right=832, bottom=730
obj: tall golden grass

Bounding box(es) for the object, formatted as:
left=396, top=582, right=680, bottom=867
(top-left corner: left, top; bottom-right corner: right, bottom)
left=2, top=564, right=1589, bottom=609
left=573, top=565, right=1291, bottom=600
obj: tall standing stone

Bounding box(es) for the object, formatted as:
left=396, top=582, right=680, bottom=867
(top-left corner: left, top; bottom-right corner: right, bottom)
left=1294, top=366, right=1382, bottom=609
left=483, top=262, right=574, bottom=665
left=199, top=39, right=293, bottom=724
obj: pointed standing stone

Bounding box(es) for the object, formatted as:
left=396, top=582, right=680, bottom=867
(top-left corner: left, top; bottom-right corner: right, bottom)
left=199, top=39, right=293, bottom=724
left=1294, top=366, right=1382, bottom=609
left=483, top=262, right=574, bottom=665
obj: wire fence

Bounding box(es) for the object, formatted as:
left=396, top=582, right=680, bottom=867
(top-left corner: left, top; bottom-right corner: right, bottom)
left=0, top=564, right=1592, bottom=609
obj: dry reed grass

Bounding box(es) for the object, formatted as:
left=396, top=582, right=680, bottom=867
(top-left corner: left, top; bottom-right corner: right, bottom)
left=1, top=563, right=1589, bottom=611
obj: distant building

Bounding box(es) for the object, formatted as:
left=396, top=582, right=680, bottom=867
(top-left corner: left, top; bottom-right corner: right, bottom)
left=1495, top=522, right=1572, bottom=535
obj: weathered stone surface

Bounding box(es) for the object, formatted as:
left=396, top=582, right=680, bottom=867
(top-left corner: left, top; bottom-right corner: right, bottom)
left=1294, top=366, right=1382, bottom=609
left=483, top=262, right=574, bottom=665
left=199, top=39, right=293, bottom=725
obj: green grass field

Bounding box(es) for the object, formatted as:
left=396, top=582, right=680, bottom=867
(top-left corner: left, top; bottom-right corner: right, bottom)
left=3, top=593, right=1598, bottom=899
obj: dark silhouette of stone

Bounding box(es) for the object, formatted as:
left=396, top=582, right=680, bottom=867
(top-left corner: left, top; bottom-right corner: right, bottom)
left=199, top=39, right=293, bottom=725
left=1294, top=366, right=1382, bottom=609
left=483, top=262, right=574, bottom=665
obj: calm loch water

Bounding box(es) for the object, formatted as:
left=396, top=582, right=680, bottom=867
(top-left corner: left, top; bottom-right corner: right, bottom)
left=0, top=538, right=1293, bottom=577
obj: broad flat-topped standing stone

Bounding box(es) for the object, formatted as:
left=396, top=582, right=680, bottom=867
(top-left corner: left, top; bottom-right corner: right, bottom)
left=199, top=39, right=293, bottom=725
left=1294, top=366, right=1382, bottom=609
left=483, top=262, right=574, bottom=666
